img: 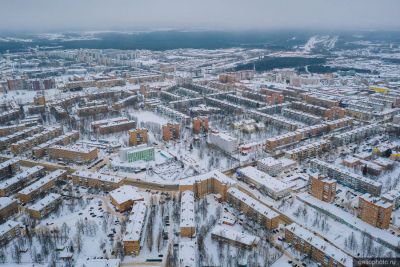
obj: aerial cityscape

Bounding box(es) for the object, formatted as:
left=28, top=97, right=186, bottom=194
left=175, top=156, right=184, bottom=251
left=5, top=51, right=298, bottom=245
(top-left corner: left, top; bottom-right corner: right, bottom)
left=1, top=1, right=400, bottom=267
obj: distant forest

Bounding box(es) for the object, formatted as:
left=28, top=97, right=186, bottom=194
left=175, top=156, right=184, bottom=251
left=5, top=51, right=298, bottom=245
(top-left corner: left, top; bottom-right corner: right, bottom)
left=235, top=56, right=326, bottom=71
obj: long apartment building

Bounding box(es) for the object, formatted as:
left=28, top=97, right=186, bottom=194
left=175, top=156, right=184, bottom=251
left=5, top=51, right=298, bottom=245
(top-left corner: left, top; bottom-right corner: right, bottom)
left=310, top=159, right=382, bottom=196
left=282, top=108, right=322, bottom=125
left=10, top=125, right=63, bottom=154
left=290, top=101, right=345, bottom=120
left=331, top=124, right=380, bottom=147
left=123, top=201, right=147, bottom=255
left=18, top=169, right=67, bottom=203
left=179, top=170, right=237, bottom=201
left=0, top=125, right=43, bottom=150
left=109, top=185, right=144, bottom=212
left=211, top=225, right=259, bottom=249
left=285, top=223, right=352, bottom=267
left=98, top=120, right=136, bottom=135
left=77, top=104, right=108, bottom=117
left=180, top=190, right=195, bottom=237
left=91, top=117, right=129, bottom=130
left=238, top=166, right=291, bottom=200
left=0, top=166, right=45, bottom=196
left=0, top=197, right=18, bottom=223
left=302, top=93, right=339, bottom=108
left=0, top=124, right=26, bottom=137
left=0, top=109, right=20, bottom=124
left=358, top=193, right=393, bottom=229
left=227, top=187, right=280, bottom=230
left=71, top=170, right=125, bottom=191
left=266, top=118, right=353, bottom=151
left=285, top=140, right=330, bottom=161
left=0, top=220, right=21, bottom=246
left=32, top=131, right=80, bottom=158
left=48, top=144, right=98, bottom=163
left=26, top=193, right=62, bottom=219
left=0, top=158, right=20, bottom=180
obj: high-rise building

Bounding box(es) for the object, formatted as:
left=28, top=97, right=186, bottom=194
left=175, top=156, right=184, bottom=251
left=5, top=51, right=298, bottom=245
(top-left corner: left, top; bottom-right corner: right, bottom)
left=309, top=173, right=337, bottom=203
left=358, top=193, right=393, bottom=229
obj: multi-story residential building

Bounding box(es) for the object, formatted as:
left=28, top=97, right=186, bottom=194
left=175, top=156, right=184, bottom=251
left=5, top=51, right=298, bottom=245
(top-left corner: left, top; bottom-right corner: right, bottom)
left=179, top=170, right=237, bottom=201
left=211, top=225, right=259, bottom=249
left=208, top=131, right=238, bottom=154
left=48, top=145, right=98, bottom=163
left=109, top=185, right=143, bottom=212
left=32, top=131, right=80, bottom=158
left=71, top=171, right=125, bottom=191
left=309, top=173, right=337, bottom=203
left=0, top=197, right=18, bottom=223
left=358, top=193, right=393, bottom=229
left=0, top=166, right=45, bottom=196
left=285, top=223, right=352, bottom=267
left=382, top=189, right=400, bottom=209
left=192, top=116, right=209, bottom=134
left=123, top=202, right=147, bottom=255
left=128, top=128, right=148, bottom=146
left=91, top=117, right=129, bottom=130
left=237, top=166, right=291, bottom=200
left=285, top=140, right=330, bottom=161
left=98, top=120, right=136, bottom=135
left=18, top=169, right=67, bottom=203
left=162, top=123, right=180, bottom=141
left=26, top=193, right=62, bottom=219
left=0, top=158, right=20, bottom=180
left=0, top=220, right=21, bottom=246
left=180, top=190, right=195, bottom=237
left=310, top=159, right=382, bottom=196
left=227, top=188, right=280, bottom=230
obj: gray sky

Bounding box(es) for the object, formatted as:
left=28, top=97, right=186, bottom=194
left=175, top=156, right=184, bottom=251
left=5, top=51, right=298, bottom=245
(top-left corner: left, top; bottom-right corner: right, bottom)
left=1, top=0, right=400, bottom=32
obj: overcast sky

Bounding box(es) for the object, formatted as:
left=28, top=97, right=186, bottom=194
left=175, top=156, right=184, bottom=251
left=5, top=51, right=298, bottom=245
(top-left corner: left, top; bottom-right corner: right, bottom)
left=1, top=0, right=400, bottom=33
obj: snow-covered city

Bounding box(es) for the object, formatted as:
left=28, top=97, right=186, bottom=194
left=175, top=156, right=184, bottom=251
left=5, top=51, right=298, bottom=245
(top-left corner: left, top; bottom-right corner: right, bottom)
left=1, top=1, right=400, bottom=267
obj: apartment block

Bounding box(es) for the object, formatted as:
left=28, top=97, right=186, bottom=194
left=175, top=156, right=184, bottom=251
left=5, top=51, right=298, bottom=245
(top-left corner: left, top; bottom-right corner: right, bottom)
left=227, top=187, right=280, bottom=230
left=26, top=193, right=62, bottom=219
left=0, top=125, right=43, bottom=150
left=209, top=131, right=238, bottom=154
left=32, top=130, right=80, bottom=158
left=0, top=197, right=18, bottom=223
left=98, top=120, right=136, bottom=135
left=48, top=145, right=98, bottom=163
left=18, top=169, right=67, bottom=203
left=0, top=158, right=20, bottom=180
left=237, top=166, right=291, bottom=200
left=179, top=170, right=237, bottom=201
left=0, top=109, right=20, bottom=124
left=123, top=202, right=147, bottom=255
left=91, top=117, right=128, bottom=130
left=109, top=185, right=144, bottom=212
left=71, top=171, right=125, bottom=191
left=77, top=104, right=108, bottom=117
left=285, top=223, right=352, bottom=267
left=10, top=125, right=63, bottom=154
left=162, top=123, right=180, bottom=141
left=0, top=124, right=26, bottom=137
left=192, top=116, right=209, bottom=134
left=309, top=173, right=337, bottom=203
left=128, top=128, right=148, bottom=146
left=285, top=140, right=330, bottom=161
left=180, top=190, right=195, bottom=237
left=0, top=220, right=21, bottom=246
left=310, top=159, right=382, bottom=196
left=358, top=193, right=393, bottom=229
left=257, top=157, right=296, bottom=176
left=331, top=124, right=380, bottom=147
left=0, top=166, right=45, bottom=196
left=211, top=225, right=259, bottom=249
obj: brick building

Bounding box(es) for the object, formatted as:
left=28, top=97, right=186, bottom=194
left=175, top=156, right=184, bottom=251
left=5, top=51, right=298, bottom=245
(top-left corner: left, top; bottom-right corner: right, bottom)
left=48, top=145, right=98, bottom=164
left=162, top=123, right=180, bottom=141
left=192, top=116, right=209, bottom=134
left=358, top=193, right=393, bottom=229
left=0, top=197, right=18, bottom=223
left=128, top=128, right=148, bottom=146
left=109, top=185, right=144, bottom=212
left=123, top=202, right=147, bottom=255
left=309, top=173, right=337, bottom=203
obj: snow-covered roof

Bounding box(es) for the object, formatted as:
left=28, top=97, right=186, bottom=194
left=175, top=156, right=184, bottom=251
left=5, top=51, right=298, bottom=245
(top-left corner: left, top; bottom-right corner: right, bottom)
left=227, top=187, right=279, bottom=220
left=0, top=220, right=20, bottom=236
left=18, top=169, right=66, bottom=195
left=123, top=201, right=147, bottom=242
left=0, top=196, right=16, bottom=210
left=286, top=223, right=353, bottom=267
left=180, top=190, right=195, bottom=228
left=359, top=193, right=393, bottom=209
left=109, top=185, right=143, bottom=205
left=28, top=193, right=61, bottom=212
left=72, top=171, right=124, bottom=184
left=179, top=240, right=197, bottom=267
left=0, top=157, right=20, bottom=170
left=75, top=259, right=121, bottom=267
left=238, top=166, right=291, bottom=193
left=50, top=144, right=97, bottom=154
left=211, top=225, right=259, bottom=246
left=0, top=166, right=44, bottom=190
left=179, top=170, right=237, bottom=187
